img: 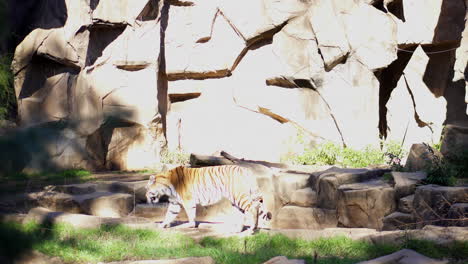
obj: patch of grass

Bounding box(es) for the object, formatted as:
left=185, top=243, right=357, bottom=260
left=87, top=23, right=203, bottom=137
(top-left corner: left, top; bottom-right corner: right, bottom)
left=289, top=141, right=406, bottom=168
left=2, top=169, right=92, bottom=183
left=2, top=221, right=466, bottom=264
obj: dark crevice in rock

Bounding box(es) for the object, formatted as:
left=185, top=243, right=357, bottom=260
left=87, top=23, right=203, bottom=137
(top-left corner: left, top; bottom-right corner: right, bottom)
left=86, top=25, right=126, bottom=67
left=376, top=47, right=416, bottom=138
left=372, top=0, right=386, bottom=13
left=167, top=70, right=231, bottom=81
left=266, top=77, right=298, bottom=89
left=314, top=89, right=347, bottom=148
left=169, top=93, right=201, bottom=103
left=167, top=0, right=194, bottom=7
left=385, top=0, right=405, bottom=22
left=137, top=0, right=160, bottom=21
left=90, top=0, right=100, bottom=11
left=402, top=73, right=431, bottom=130
left=265, top=77, right=316, bottom=90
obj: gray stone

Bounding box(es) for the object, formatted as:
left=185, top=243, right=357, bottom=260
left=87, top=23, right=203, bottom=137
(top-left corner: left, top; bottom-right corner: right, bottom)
left=23, top=207, right=150, bottom=229
left=440, top=124, right=468, bottom=160
left=79, top=192, right=134, bottom=218
left=290, top=188, right=317, bottom=207
left=404, top=144, right=443, bottom=172
left=356, top=249, right=448, bottom=264
left=273, top=205, right=337, bottom=229
left=392, top=171, right=427, bottom=199
left=273, top=172, right=312, bottom=205
left=398, top=195, right=415, bottom=214
left=103, top=256, right=216, bottom=264
left=337, top=180, right=396, bottom=230
left=382, top=212, right=417, bottom=231
left=315, top=167, right=388, bottom=209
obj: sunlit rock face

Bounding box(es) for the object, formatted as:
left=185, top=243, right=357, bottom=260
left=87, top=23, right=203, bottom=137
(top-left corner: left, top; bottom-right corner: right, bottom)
left=9, top=0, right=467, bottom=170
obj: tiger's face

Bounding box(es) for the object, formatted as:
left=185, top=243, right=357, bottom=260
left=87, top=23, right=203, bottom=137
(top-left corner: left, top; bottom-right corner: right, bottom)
left=145, top=174, right=172, bottom=204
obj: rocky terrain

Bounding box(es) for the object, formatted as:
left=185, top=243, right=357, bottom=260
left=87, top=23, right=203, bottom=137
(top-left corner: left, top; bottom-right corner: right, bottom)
left=0, top=0, right=466, bottom=173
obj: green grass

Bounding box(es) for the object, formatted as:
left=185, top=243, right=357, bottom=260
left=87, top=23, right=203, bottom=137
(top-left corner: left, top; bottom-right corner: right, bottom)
left=1, top=221, right=466, bottom=264
left=288, top=141, right=406, bottom=169
left=0, top=54, right=16, bottom=120
left=1, top=169, right=92, bottom=183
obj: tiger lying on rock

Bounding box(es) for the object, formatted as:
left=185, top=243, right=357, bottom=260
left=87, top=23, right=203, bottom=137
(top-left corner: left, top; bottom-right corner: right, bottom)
left=145, top=165, right=272, bottom=232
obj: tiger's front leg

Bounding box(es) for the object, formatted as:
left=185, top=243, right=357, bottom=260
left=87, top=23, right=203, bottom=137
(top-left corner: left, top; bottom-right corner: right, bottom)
left=182, top=202, right=197, bottom=228
left=160, top=202, right=181, bottom=228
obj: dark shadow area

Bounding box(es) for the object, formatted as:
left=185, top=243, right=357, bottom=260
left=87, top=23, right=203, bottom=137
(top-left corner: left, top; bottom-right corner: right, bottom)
left=386, top=0, right=405, bottom=21
left=90, top=0, right=100, bottom=11
left=5, top=0, right=67, bottom=55
left=157, top=1, right=170, bottom=138
left=0, top=213, right=57, bottom=263
left=137, top=0, right=160, bottom=21
left=423, top=0, right=467, bottom=125
left=19, top=55, right=78, bottom=99
left=376, top=47, right=416, bottom=137
left=86, top=25, right=126, bottom=67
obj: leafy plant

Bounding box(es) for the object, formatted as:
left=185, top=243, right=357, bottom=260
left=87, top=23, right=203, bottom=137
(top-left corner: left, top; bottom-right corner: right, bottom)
left=423, top=146, right=458, bottom=186
left=288, top=140, right=406, bottom=168
left=160, top=148, right=190, bottom=165
left=0, top=54, right=16, bottom=120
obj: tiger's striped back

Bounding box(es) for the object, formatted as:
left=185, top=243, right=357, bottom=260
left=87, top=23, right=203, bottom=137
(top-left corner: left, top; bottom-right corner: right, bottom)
left=168, top=165, right=261, bottom=212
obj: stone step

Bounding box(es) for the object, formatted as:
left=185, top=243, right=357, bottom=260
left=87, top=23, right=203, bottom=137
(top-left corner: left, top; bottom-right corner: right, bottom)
left=52, top=180, right=148, bottom=203
left=272, top=205, right=337, bottom=229
left=314, top=167, right=390, bottom=210
left=32, top=191, right=135, bottom=217
left=337, top=179, right=396, bottom=230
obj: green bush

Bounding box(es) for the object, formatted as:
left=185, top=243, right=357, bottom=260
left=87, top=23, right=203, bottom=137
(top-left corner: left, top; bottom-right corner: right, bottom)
left=424, top=148, right=468, bottom=186
left=160, top=148, right=190, bottom=165
left=290, top=141, right=406, bottom=168
left=0, top=54, right=16, bottom=120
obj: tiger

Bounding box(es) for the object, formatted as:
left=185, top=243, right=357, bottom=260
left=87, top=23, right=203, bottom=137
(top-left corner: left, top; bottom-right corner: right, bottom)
left=145, top=165, right=272, bottom=232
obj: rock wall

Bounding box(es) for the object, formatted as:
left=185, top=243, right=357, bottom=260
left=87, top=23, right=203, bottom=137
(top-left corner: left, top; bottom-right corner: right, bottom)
left=7, top=0, right=468, bottom=171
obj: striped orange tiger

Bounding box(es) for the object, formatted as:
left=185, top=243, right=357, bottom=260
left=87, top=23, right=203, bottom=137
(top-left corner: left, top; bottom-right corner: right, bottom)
left=145, top=165, right=272, bottom=232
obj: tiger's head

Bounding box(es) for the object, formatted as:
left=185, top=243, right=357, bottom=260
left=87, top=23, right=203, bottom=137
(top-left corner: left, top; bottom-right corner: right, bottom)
left=145, top=173, right=174, bottom=204
left=256, top=198, right=273, bottom=222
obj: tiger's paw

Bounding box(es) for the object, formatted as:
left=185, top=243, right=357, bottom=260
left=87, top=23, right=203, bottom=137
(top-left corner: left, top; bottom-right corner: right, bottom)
left=159, top=222, right=171, bottom=228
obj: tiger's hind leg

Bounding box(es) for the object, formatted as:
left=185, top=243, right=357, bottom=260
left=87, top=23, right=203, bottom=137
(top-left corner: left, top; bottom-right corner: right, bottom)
left=182, top=201, right=197, bottom=228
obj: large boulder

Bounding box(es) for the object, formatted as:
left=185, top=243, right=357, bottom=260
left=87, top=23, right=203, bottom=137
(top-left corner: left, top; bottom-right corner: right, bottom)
left=404, top=143, right=443, bottom=172
left=314, top=167, right=387, bottom=209
left=440, top=124, right=468, bottom=159
left=337, top=179, right=396, bottom=229
left=290, top=188, right=317, bottom=207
